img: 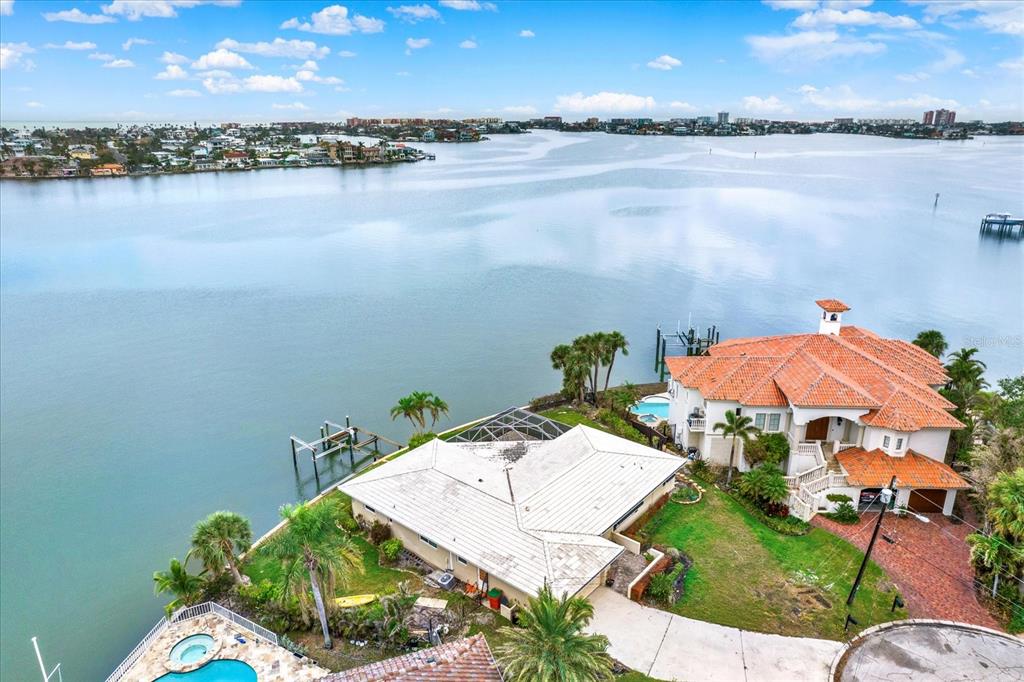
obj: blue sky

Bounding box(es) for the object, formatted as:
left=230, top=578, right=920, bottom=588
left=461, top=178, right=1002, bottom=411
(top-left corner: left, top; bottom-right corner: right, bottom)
left=1, top=0, right=1021, bottom=122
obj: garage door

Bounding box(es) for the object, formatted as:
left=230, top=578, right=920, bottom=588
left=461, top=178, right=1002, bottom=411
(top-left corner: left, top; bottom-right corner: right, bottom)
left=908, top=489, right=946, bottom=514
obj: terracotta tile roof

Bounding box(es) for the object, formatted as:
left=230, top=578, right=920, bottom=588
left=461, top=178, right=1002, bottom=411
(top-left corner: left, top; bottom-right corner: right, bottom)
left=836, top=448, right=969, bottom=490
left=321, top=635, right=503, bottom=681
left=664, top=312, right=960, bottom=432
left=816, top=298, right=850, bottom=313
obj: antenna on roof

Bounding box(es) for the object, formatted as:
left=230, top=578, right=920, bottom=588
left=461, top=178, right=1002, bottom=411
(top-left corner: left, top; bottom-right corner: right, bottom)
left=504, top=467, right=515, bottom=502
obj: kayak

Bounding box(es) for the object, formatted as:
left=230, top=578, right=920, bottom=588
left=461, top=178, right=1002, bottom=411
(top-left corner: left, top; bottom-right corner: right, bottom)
left=334, top=593, right=377, bottom=608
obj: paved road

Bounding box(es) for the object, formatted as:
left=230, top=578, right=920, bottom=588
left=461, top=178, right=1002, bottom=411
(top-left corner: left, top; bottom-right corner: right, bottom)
left=586, top=587, right=843, bottom=682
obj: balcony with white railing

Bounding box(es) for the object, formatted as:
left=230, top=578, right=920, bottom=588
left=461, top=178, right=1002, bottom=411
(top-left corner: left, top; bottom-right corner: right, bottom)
left=687, top=417, right=706, bottom=432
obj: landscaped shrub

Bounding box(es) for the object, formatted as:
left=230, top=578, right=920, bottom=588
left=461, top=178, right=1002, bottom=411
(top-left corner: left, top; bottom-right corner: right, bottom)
left=762, top=501, right=791, bottom=518
left=369, top=520, right=391, bottom=545
left=689, top=459, right=712, bottom=482
left=238, top=579, right=281, bottom=608
left=826, top=493, right=853, bottom=504
left=339, top=513, right=360, bottom=533
left=743, top=432, right=790, bottom=467
left=646, top=571, right=673, bottom=603
left=407, top=432, right=438, bottom=450
left=379, top=537, right=403, bottom=563
left=670, top=486, right=700, bottom=503
left=595, top=409, right=647, bottom=444
left=826, top=500, right=860, bottom=524
left=737, top=465, right=789, bottom=509
left=729, top=491, right=810, bottom=535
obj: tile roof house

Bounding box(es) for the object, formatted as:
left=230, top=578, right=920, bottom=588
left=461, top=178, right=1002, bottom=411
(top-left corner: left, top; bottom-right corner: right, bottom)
left=340, top=414, right=682, bottom=607
left=665, top=299, right=966, bottom=520
left=320, top=634, right=502, bottom=681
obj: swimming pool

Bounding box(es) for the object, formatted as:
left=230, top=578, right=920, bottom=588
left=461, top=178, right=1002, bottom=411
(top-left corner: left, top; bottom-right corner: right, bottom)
left=630, top=394, right=670, bottom=420
left=157, top=660, right=257, bottom=681
left=169, top=634, right=214, bottom=665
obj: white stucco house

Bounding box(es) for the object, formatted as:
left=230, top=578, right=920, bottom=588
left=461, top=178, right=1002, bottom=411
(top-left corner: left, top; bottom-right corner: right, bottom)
left=665, top=299, right=967, bottom=520
left=340, top=409, right=682, bottom=608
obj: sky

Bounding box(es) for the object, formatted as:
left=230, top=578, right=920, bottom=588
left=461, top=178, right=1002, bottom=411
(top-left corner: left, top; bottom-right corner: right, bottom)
left=0, top=0, right=1022, bottom=123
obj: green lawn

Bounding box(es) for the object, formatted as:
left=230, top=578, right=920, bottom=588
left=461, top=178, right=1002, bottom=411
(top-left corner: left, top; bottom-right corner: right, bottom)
left=540, top=406, right=607, bottom=430
left=641, top=482, right=905, bottom=640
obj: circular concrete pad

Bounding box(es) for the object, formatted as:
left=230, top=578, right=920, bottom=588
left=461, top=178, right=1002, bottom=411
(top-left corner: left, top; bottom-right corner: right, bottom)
left=833, top=620, right=1024, bottom=681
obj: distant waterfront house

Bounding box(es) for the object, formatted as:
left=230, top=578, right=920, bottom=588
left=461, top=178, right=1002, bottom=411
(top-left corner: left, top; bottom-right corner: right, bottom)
left=90, top=163, right=126, bottom=176
left=341, top=409, right=681, bottom=607
left=193, top=159, right=221, bottom=172
left=665, top=299, right=967, bottom=520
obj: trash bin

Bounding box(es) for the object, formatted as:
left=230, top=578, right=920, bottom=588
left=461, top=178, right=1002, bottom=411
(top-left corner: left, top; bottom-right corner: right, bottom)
left=487, top=588, right=502, bottom=610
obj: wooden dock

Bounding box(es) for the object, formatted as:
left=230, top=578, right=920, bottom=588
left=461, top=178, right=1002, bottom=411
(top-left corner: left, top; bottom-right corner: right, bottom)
left=290, top=418, right=404, bottom=489
left=980, top=214, right=1024, bottom=238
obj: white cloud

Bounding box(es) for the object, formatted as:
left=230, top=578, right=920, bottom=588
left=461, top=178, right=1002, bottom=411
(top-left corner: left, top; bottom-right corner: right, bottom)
left=554, top=91, right=657, bottom=113
left=167, top=88, right=201, bottom=97
left=896, top=71, right=929, bottom=82
left=960, top=68, right=978, bottom=78
left=742, top=95, right=793, bottom=114
left=26, top=100, right=44, bottom=108
left=244, top=74, right=303, bottom=92
left=43, top=7, right=116, bottom=23
left=747, top=30, right=885, bottom=62
left=0, top=42, right=34, bottom=70
left=519, top=29, right=535, bottom=38
left=88, top=52, right=115, bottom=60
left=338, top=50, right=357, bottom=57
left=101, top=0, right=241, bottom=21
left=387, top=4, right=440, bottom=22
left=103, top=58, right=135, bottom=68
left=195, top=69, right=232, bottom=78
left=440, top=0, right=497, bottom=10
left=909, top=1, right=1024, bottom=36
left=160, top=51, right=189, bottom=64
left=405, top=37, right=431, bottom=50
left=192, top=48, right=253, bottom=70
left=272, top=101, right=310, bottom=110
left=459, top=39, right=478, bottom=48
left=215, top=38, right=330, bottom=60
left=122, top=37, right=153, bottom=50
left=395, top=70, right=411, bottom=76
left=155, top=63, right=188, bottom=79
left=294, top=61, right=344, bottom=85
left=0, top=1, right=12, bottom=16
left=797, top=82, right=959, bottom=113
left=930, top=47, right=965, bottom=71
left=503, top=104, right=537, bottom=115
left=281, top=5, right=385, bottom=35
left=999, top=55, right=1024, bottom=71
left=647, top=54, right=682, bottom=70
left=793, top=8, right=919, bottom=30
left=44, top=40, right=97, bottom=50
left=669, top=100, right=698, bottom=111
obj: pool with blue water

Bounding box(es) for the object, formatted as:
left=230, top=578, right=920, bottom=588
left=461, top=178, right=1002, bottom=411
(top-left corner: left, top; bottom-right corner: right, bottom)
left=156, top=660, right=257, bottom=681
left=630, top=395, right=670, bottom=421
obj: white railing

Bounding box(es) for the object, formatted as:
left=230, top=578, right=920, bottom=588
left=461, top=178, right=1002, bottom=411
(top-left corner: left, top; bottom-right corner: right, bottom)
left=827, top=473, right=849, bottom=487
left=796, top=441, right=824, bottom=465
left=803, top=475, right=830, bottom=495
left=836, top=442, right=857, bottom=453
left=788, top=493, right=813, bottom=521
left=795, top=464, right=826, bottom=487
left=687, top=417, right=705, bottom=432
left=104, top=602, right=278, bottom=682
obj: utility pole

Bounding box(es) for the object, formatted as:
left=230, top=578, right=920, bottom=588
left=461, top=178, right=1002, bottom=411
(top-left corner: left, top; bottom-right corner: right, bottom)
left=847, top=475, right=896, bottom=607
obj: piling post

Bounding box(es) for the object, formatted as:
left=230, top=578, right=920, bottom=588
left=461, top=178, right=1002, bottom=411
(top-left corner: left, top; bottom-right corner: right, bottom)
left=290, top=438, right=298, bottom=469
left=349, top=427, right=357, bottom=468
left=312, top=451, right=320, bottom=488
left=660, top=337, right=667, bottom=381
left=655, top=327, right=662, bottom=372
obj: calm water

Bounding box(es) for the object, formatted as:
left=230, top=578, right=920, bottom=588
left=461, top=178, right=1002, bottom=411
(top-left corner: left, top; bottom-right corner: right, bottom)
left=1, top=131, right=1022, bottom=680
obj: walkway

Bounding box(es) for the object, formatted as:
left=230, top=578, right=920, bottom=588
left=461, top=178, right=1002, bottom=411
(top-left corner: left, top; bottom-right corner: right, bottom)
left=586, top=587, right=842, bottom=682
left=812, top=513, right=1000, bottom=629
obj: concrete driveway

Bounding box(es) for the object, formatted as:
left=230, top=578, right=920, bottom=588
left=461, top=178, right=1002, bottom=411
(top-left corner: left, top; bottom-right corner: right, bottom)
left=586, top=587, right=843, bottom=682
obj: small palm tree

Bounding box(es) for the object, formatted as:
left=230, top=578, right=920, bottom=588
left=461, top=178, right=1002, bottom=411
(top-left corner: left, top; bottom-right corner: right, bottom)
left=494, top=586, right=613, bottom=682
left=275, top=501, right=363, bottom=649
left=153, top=558, right=204, bottom=617
left=425, top=394, right=450, bottom=429
left=912, top=329, right=947, bottom=358
left=967, top=533, right=1013, bottom=598
left=713, top=410, right=760, bottom=486
left=390, top=392, right=429, bottom=432
left=601, top=331, right=629, bottom=395
left=188, top=511, right=253, bottom=585
left=551, top=344, right=590, bottom=404
left=737, top=466, right=789, bottom=507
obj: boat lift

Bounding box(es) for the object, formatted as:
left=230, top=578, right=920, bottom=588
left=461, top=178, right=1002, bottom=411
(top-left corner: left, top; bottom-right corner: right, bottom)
left=290, top=417, right=403, bottom=488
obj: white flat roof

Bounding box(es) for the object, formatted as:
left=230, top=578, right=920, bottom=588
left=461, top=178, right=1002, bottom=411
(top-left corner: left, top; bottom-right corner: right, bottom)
left=341, top=424, right=682, bottom=597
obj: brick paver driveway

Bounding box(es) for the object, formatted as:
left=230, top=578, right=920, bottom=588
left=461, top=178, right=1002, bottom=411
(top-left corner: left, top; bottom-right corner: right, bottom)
left=812, top=513, right=1000, bottom=629
left=586, top=587, right=842, bottom=681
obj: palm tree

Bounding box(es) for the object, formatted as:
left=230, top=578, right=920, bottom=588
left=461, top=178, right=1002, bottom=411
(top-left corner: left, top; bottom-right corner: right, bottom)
left=713, top=410, right=760, bottom=487
left=425, top=394, right=450, bottom=429
left=188, top=511, right=253, bottom=585
left=946, top=348, right=988, bottom=393
left=966, top=533, right=1014, bottom=598
left=274, top=501, right=363, bottom=649
left=494, top=586, right=613, bottom=682
left=912, top=330, right=947, bottom=358
left=601, top=331, right=629, bottom=395
left=153, top=558, right=204, bottom=617
left=574, top=333, right=605, bottom=400
left=390, top=391, right=430, bottom=432
left=944, top=348, right=989, bottom=461
left=551, top=344, right=589, bottom=404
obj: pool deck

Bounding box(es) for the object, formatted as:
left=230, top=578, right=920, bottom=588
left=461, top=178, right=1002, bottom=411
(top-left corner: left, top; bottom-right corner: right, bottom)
left=120, top=612, right=328, bottom=682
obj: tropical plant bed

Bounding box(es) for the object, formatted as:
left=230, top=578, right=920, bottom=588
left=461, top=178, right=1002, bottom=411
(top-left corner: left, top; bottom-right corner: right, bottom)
left=670, top=479, right=703, bottom=505
left=639, top=482, right=905, bottom=640
left=540, top=406, right=648, bottom=444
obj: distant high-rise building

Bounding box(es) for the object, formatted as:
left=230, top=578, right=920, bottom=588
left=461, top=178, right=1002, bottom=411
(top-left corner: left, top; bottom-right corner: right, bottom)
left=935, top=109, right=956, bottom=127
left=923, top=110, right=935, bottom=126
left=717, top=111, right=729, bottom=124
